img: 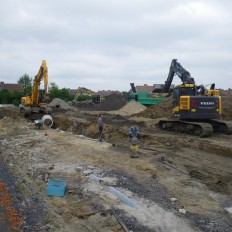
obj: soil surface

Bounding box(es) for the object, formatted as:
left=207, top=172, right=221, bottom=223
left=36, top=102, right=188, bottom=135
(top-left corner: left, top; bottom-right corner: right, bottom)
left=0, top=98, right=232, bottom=231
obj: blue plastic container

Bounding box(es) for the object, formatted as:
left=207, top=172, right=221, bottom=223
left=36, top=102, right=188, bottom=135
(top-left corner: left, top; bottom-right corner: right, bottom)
left=47, top=179, right=66, bottom=197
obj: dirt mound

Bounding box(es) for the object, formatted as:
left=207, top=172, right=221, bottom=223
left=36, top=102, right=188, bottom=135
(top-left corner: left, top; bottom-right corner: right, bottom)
left=48, top=98, right=73, bottom=110
left=137, top=95, right=232, bottom=120
left=95, top=93, right=128, bottom=111
left=117, top=101, right=147, bottom=116
left=136, top=96, right=173, bottom=119
left=221, top=96, right=232, bottom=120
left=75, top=93, right=128, bottom=111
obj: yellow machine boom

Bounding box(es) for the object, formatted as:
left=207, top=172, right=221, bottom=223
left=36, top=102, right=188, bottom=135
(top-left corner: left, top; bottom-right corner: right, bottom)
left=20, top=60, right=51, bottom=116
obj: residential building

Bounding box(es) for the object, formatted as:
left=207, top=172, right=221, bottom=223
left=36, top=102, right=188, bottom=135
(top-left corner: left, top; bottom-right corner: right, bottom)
left=0, top=82, right=24, bottom=92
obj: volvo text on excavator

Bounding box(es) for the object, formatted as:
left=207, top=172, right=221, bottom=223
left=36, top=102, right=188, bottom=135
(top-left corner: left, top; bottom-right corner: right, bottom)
left=19, top=60, right=51, bottom=117
left=157, top=59, right=232, bottom=137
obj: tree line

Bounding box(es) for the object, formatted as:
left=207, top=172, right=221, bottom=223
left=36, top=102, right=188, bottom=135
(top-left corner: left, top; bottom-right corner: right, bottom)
left=0, top=74, right=75, bottom=105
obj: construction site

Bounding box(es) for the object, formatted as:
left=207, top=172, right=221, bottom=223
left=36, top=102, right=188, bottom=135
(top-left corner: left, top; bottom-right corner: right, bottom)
left=1, top=59, right=232, bottom=232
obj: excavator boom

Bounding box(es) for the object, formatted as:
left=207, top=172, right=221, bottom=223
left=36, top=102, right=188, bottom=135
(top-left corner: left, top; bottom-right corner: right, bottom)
left=31, top=60, right=49, bottom=105
left=20, top=60, right=51, bottom=117
left=163, top=59, right=195, bottom=92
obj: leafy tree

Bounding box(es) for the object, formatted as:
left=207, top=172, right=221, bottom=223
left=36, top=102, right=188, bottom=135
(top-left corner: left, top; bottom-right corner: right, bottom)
left=11, top=91, right=23, bottom=105
left=77, top=95, right=92, bottom=102
left=0, top=89, right=10, bottom=104
left=18, top=74, right=32, bottom=96
left=48, top=82, right=59, bottom=100
left=0, top=89, right=22, bottom=105
left=48, top=82, right=74, bottom=101
left=59, top=88, right=73, bottom=101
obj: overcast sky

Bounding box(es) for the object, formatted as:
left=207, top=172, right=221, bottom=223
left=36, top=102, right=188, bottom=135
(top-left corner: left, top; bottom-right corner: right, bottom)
left=0, top=0, right=231, bottom=91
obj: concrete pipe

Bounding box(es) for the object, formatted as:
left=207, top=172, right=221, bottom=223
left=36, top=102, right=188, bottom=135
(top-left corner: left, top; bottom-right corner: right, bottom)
left=42, top=115, right=53, bottom=127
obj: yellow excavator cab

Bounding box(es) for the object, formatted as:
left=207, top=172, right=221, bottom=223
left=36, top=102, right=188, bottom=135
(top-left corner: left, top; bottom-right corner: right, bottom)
left=19, top=60, right=51, bottom=116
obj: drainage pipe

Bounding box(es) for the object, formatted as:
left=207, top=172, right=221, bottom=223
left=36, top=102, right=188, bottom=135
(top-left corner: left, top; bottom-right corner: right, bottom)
left=42, top=115, right=53, bottom=127
left=108, top=187, right=141, bottom=209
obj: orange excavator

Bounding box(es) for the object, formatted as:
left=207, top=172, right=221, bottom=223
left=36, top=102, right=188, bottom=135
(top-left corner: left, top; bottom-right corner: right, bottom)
left=19, top=60, right=51, bottom=117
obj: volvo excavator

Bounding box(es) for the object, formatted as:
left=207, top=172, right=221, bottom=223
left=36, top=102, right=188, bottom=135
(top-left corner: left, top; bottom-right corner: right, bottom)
left=19, top=60, right=51, bottom=118
left=157, top=59, right=232, bottom=137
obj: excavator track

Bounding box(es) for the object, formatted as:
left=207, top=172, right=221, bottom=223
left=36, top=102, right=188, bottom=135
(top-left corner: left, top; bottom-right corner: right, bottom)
left=207, top=119, right=232, bottom=135
left=157, top=119, right=213, bottom=137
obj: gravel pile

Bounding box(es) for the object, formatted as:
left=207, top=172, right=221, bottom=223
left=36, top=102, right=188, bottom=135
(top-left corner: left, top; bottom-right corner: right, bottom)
left=48, top=98, right=72, bottom=109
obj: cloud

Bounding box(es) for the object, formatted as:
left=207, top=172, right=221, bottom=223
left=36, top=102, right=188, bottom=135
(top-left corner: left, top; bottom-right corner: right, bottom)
left=0, top=0, right=231, bottom=91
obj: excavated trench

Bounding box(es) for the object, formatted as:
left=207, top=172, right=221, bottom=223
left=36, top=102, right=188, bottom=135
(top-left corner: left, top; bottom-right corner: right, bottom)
left=49, top=112, right=232, bottom=231
left=52, top=112, right=232, bottom=158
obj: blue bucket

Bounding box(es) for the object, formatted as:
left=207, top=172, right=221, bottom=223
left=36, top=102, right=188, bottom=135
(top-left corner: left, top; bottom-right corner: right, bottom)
left=47, top=179, right=66, bottom=197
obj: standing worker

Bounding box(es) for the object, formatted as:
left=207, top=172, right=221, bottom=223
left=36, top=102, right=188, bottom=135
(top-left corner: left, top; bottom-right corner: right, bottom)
left=129, top=126, right=140, bottom=158
left=98, top=114, right=104, bottom=142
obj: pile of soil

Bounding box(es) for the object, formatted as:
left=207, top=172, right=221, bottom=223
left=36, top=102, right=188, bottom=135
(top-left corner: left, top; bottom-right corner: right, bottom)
left=95, top=93, right=128, bottom=111
left=75, top=93, right=128, bottom=111
left=117, top=100, right=147, bottom=116
left=221, top=96, right=232, bottom=120
left=136, top=96, right=173, bottom=119
left=48, top=98, right=73, bottom=110
left=222, top=96, right=232, bottom=110
left=137, top=95, right=232, bottom=120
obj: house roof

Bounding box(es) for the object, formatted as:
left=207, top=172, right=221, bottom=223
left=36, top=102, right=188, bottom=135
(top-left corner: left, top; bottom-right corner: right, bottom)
left=218, top=89, right=232, bottom=96
left=129, top=84, right=154, bottom=93
left=0, top=82, right=24, bottom=92
left=129, top=84, right=175, bottom=93
left=95, top=90, right=121, bottom=98
left=136, top=84, right=153, bottom=93
left=153, top=84, right=175, bottom=92
left=68, top=89, right=77, bottom=95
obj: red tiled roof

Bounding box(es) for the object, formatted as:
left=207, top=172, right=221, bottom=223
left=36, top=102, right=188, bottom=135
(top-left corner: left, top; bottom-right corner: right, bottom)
left=95, top=90, right=121, bottom=98
left=218, top=89, right=231, bottom=96
left=0, top=82, right=24, bottom=92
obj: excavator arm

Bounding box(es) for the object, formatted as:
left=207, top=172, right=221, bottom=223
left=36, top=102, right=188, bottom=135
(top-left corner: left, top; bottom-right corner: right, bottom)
left=163, top=59, right=195, bottom=92
left=31, top=60, right=49, bottom=105
left=130, top=83, right=137, bottom=93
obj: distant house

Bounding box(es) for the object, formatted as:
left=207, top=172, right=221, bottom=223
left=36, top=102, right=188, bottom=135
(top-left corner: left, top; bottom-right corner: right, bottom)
left=68, top=89, right=77, bottom=95
left=129, top=84, right=175, bottom=93
left=153, top=84, right=175, bottom=92
left=95, top=90, right=121, bottom=98
left=129, top=84, right=153, bottom=93
left=0, top=82, right=24, bottom=92
left=218, top=88, right=232, bottom=96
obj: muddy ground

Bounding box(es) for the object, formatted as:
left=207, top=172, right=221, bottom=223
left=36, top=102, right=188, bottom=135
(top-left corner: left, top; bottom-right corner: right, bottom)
left=0, top=106, right=232, bottom=232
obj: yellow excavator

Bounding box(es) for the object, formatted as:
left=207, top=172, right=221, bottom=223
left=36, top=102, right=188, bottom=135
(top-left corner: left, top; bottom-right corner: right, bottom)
left=19, top=60, right=51, bottom=117
left=157, top=59, right=232, bottom=137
